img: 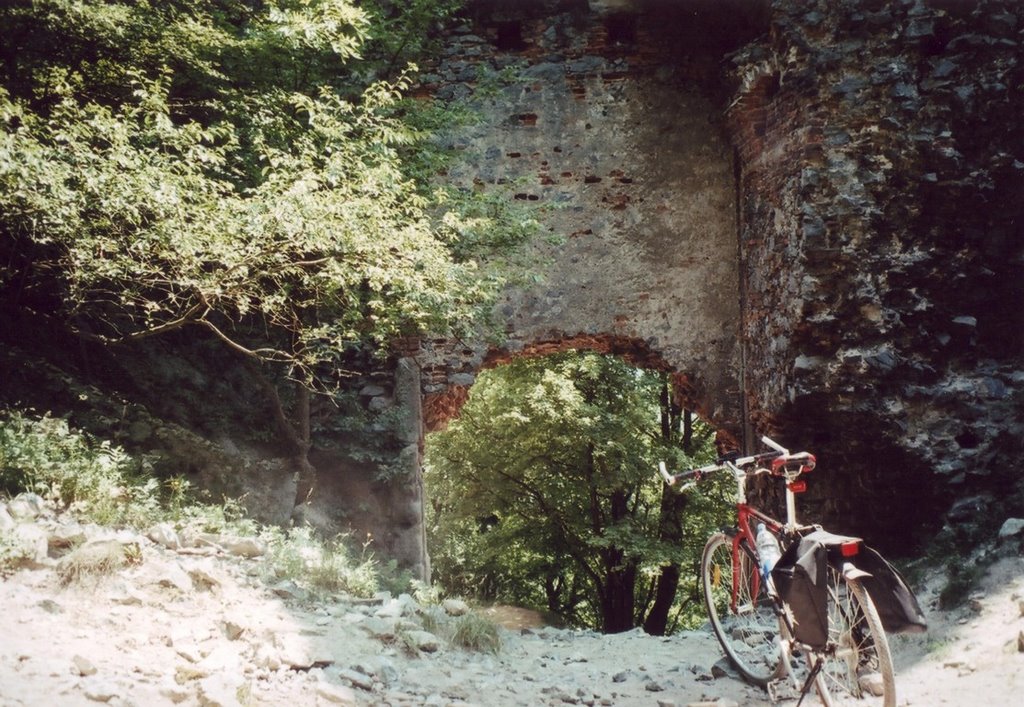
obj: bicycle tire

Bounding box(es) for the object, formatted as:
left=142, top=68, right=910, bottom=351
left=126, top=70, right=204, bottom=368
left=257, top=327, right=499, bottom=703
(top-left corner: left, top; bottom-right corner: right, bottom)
left=700, top=532, right=785, bottom=686
left=815, top=566, right=896, bottom=707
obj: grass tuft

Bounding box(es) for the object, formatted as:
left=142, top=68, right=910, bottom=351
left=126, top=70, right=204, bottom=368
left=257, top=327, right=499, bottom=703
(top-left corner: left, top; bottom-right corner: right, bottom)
left=262, top=526, right=379, bottom=598
left=56, top=540, right=141, bottom=586
left=450, top=612, right=502, bottom=653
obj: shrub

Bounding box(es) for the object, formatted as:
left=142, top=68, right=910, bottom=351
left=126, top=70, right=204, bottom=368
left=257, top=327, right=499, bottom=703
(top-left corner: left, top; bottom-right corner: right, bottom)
left=262, top=526, right=379, bottom=598
left=0, top=411, right=161, bottom=527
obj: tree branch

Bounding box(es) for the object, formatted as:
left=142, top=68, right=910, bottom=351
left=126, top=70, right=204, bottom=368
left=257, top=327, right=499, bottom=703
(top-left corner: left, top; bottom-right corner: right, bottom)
left=70, top=301, right=208, bottom=344
left=240, top=356, right=307, bottom=456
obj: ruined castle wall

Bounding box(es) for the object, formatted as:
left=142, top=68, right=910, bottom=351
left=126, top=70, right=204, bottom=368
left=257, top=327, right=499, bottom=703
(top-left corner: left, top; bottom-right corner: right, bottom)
left=414, top=0, right=768, bottom=436
left=290, top=0, right=1024, bottom=573
left=730, top=0, right=1024, bottom=549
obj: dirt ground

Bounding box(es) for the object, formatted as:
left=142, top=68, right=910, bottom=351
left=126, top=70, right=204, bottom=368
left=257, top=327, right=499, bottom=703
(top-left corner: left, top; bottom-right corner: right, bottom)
left=1, top=509, right=1022, bottom=707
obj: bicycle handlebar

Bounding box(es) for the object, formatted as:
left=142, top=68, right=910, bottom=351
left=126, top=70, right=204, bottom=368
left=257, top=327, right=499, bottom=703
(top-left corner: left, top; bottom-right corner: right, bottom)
left=659, top=436, right=814, bottom=487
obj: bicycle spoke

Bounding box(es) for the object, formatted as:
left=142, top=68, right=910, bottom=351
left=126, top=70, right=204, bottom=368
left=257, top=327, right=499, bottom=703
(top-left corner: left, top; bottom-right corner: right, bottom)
left=814, top=567, right=895, bottom=706
left=701, top=533, right=784, bottom=686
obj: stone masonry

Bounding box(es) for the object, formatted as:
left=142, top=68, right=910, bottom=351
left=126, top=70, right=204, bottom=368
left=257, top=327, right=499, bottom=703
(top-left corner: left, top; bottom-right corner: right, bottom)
left=371, top=0, right=1024, bottom=573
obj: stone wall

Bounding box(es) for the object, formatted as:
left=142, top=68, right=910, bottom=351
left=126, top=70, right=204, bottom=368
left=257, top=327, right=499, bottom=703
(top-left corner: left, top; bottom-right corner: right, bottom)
left=399, top=0, right=1023, bottom=565
left=729, top=0, right=1024, bottom=550
left=415, top=0, right=769, bottom=437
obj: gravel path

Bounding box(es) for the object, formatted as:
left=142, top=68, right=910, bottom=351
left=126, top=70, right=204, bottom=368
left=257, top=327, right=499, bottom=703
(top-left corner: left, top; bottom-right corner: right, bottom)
left=2, top=499, right=1022, bottom=707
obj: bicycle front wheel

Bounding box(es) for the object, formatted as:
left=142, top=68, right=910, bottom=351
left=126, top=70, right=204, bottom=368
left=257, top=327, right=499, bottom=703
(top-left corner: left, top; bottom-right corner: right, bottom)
left=815, top=566, right=896, bottom=707
left=701, top=532, right=784, bottom=686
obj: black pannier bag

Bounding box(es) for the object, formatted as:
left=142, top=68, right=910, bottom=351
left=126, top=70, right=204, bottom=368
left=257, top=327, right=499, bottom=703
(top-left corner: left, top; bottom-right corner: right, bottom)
left=771, top=530, right=830, bottom=649
left=854, top=544, right=928, bottom=634
left=771, top=529, right=927, bottom=651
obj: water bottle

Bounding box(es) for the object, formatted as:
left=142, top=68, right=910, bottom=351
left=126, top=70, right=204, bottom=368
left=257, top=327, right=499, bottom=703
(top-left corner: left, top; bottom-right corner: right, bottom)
left=755, top=523, right=782, bottom=578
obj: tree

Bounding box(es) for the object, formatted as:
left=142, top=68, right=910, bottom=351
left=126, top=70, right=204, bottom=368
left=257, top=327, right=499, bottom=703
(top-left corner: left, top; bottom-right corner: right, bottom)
left=426, top=352, right=728, bottom=633
left=0, top=1, right=532, bottom=510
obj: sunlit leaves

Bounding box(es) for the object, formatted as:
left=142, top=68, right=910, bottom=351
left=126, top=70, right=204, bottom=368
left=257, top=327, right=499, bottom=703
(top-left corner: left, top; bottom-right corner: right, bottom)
left=267, top=0, right=370, bottom=58
left=0, top=0, right=530, bottom=388
left=426, top=353, right=724, bottom=630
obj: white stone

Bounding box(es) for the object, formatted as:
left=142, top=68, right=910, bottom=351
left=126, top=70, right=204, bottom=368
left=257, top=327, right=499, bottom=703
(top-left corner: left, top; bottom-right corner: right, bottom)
left=998, top=518, right=1024, bottom=538
left=176, top=663, right=210, bottom=683
left=442, top=598, right=471, bottom=616
left=47, top=523, right=87, bottom=551
left=11, top=523, right=49, bottom=566
left=159, top=683, right=192, bottom=704
left=360, top=616, right=397, bottom=640
left=0, top=504, right=14, bottom=531
left=197, top=673, right=244, bottom=707
left=107, top=578, right=147, bottom=606
left=147, top=522, right=182, bottom=549
left=253, top=643, right=281, bottom=671
left=407, top=630, right=442, bottom=653
left=337, top=668, right=374, bottom=691
left=220, top=536, right=265, bottom=558
left=72, top=655, right=98, bottom=676
left=316, top=682, right=358, bottom=705
left=82, top=678, right=119, bottom=703
left=7, top=493, right=46, bottom=520
left=141, top=559, right=194, bottom=593
left=858, top=671, right=885, bottom=696
left=188, top=561, right=223, bottom=590
left=222, top=618, right=245, bottom=641
left=198, top=644, right=242, bottom=675
left=375, top=599, right=407, bottom=619
left=276, top=633, right=330, bottom=670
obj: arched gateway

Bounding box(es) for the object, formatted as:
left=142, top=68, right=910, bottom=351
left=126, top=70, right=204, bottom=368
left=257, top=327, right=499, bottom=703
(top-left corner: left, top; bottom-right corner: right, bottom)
left=330, top=0, right=1024, bottom=578
left=372, top=0, right=761, bottom=579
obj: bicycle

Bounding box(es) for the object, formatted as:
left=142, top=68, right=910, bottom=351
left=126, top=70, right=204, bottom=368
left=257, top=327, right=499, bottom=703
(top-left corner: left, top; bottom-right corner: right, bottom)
left=659, top=436, right=922, bottom=707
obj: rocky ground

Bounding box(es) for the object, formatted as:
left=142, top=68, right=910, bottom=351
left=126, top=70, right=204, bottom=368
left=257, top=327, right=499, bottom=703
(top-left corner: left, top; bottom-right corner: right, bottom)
left=2, top=494, right=1022, bottom=707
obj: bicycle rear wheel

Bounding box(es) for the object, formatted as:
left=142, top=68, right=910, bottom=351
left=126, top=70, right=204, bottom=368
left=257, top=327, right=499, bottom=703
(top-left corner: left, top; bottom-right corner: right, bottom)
left=815, top=566, right=896, bottom=707
left=701, top=532, right=785, bottom=686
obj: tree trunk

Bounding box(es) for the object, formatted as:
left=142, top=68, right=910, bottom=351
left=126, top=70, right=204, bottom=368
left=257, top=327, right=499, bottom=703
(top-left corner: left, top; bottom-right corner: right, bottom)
left=642, top=456, right=688, bottom=632
left=601, top=551, right=638, bottom=633
left=242, top=359, right=317, bottom=515
left=291, top=448, right=316, bottom=508
left=642, top=384, right=690, bottom=634
left=643, top=563, right=681, bottom=635
left=290, top=384, right=315, bottom=509
left=599, top=487, right=638, bottom=633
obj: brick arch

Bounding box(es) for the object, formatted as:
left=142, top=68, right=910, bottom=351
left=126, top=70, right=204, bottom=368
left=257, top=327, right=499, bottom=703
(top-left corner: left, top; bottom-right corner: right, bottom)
left=420, top=333, right=740, bottom=451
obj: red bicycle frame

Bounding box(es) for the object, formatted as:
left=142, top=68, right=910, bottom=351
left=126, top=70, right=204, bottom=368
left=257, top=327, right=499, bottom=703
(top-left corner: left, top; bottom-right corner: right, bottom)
left=729, top=502, right=786, bottom=612
left=660, top=438, right=817, bottom=614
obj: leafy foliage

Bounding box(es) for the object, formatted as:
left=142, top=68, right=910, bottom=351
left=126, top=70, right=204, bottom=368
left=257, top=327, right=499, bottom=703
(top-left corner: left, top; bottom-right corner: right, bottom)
left=0, top=0, right=529, bottom=384
left=0, top=0, right=536, bottom=513
left=0, top=411, right=162, bottom=527
left=0, top=409, right=384, bottom=593
left=426, top=353, right=732, bottom=633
